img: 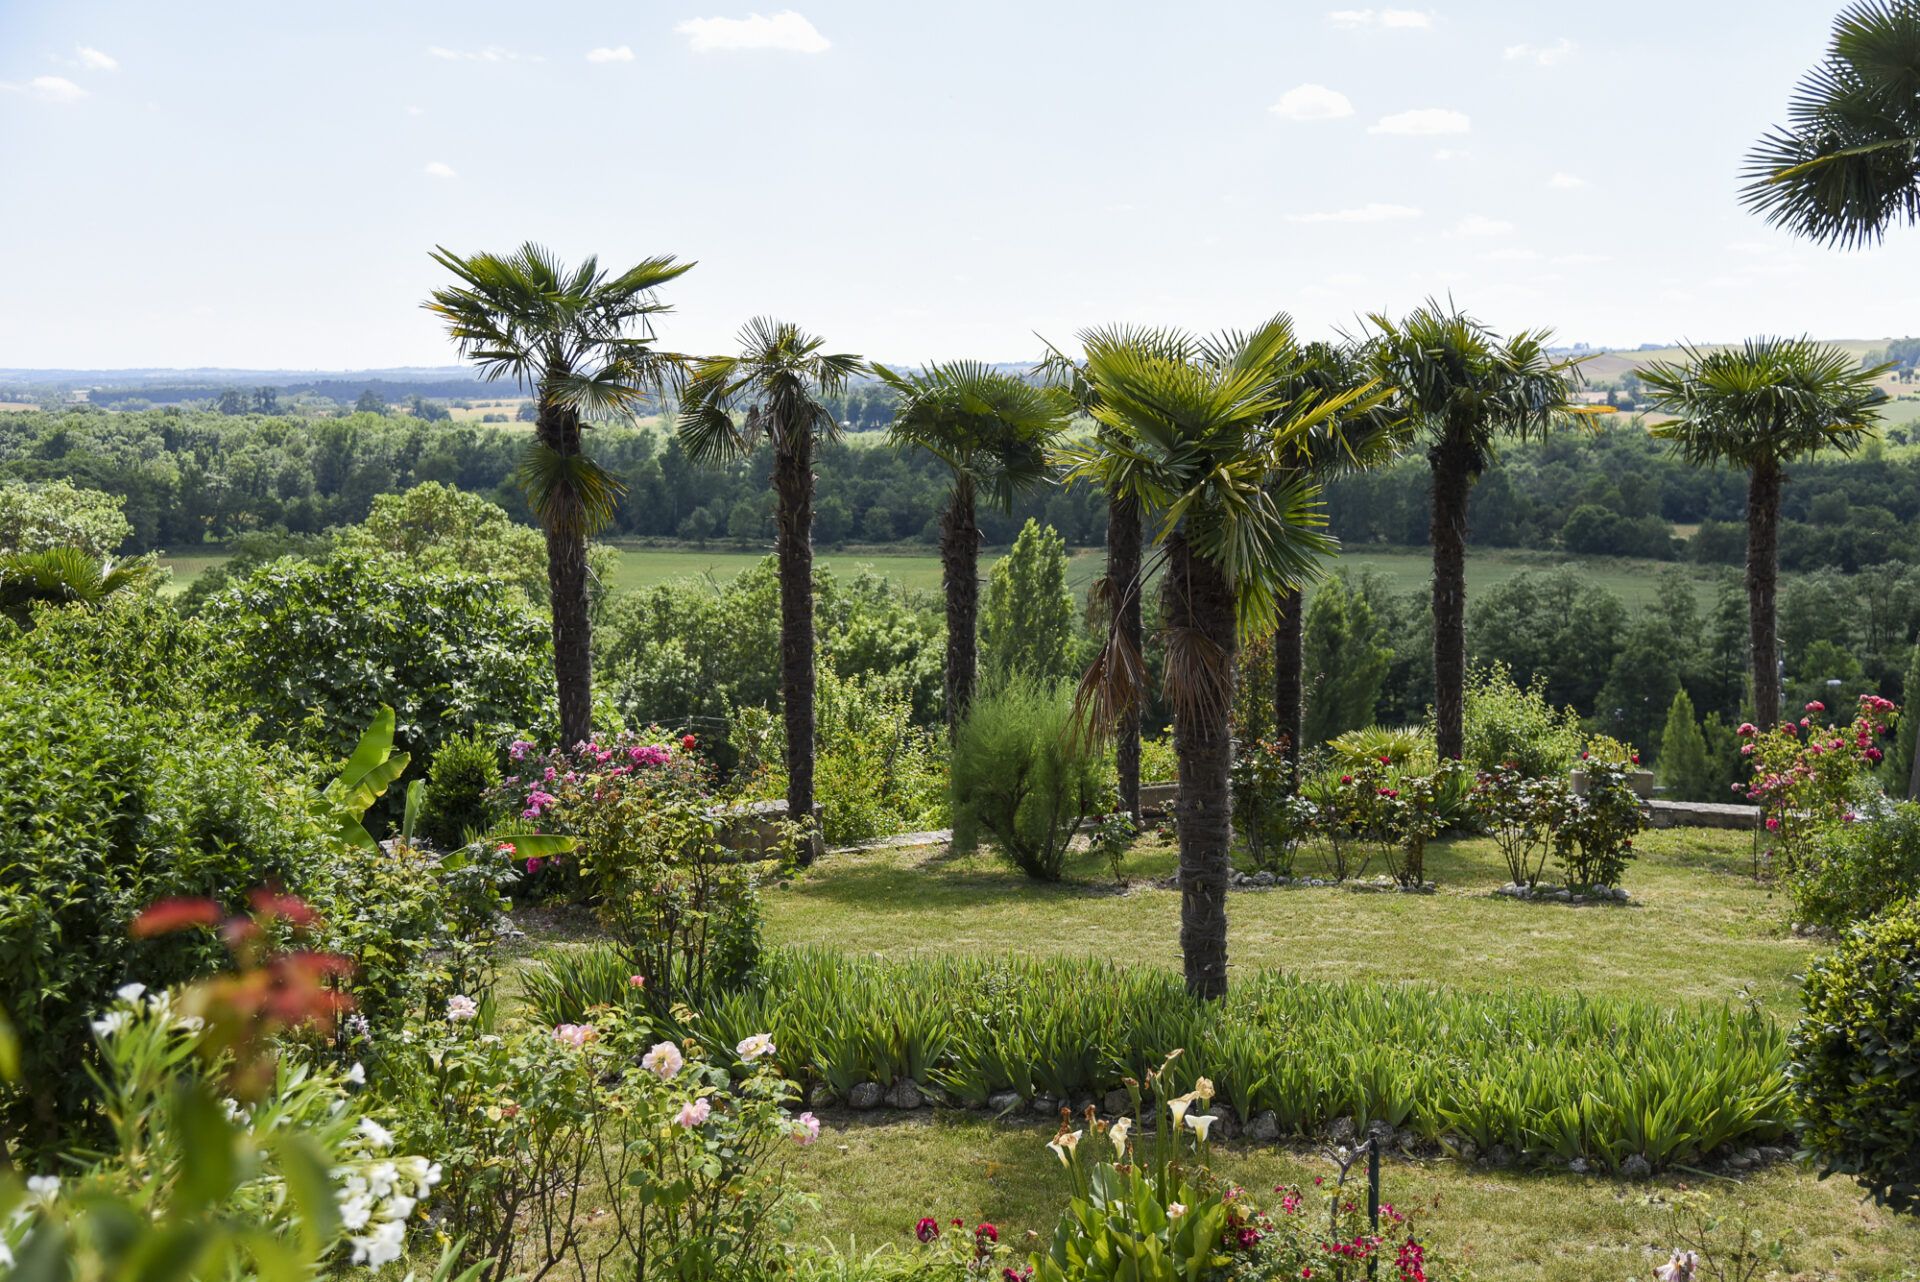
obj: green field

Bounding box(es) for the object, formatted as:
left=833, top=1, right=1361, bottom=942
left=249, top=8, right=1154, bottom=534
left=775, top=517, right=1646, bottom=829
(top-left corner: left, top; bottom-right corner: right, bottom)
left=159, top=539, right=1729, bottom=610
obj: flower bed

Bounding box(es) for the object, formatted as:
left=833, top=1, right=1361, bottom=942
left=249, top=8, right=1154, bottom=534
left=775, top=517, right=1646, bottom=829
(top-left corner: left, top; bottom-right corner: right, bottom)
left=677, top=948, right=1789, bottom=1174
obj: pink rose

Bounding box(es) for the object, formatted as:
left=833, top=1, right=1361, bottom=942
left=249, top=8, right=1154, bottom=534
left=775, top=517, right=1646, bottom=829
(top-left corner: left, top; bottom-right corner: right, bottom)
left=675, top=1097, right=712, bottom=1128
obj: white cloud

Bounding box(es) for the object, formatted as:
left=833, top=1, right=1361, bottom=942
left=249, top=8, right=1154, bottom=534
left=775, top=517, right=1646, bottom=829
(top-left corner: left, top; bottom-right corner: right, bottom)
left=1482, top=247, right=1542, bottom=262
left=1286, top=203, right=1423, bottom=224
left=1548, top=171, right=1587, bottom=190
left=1504, top=38, right=1574, bottom=66
left=1269, top=83, right=1353, bottom=121
left=423, top=161, right=457, bottom=179
left=1368, top=107, right=1470, bottom=136
left=1453, top=214, right=1514, bottom=237
left=426, top=46, right=535, bottom=63
left=1553, top=252, right=1612, bottom=266
left=406, top=104, right=426, bottom=116
left=75, top=46, right=118, bottom=71
left=3, top=75, right=89, bottom=103
left=1433, top=147, right=1465, bottom=162
left=1328, top=8, right=1434, bottom=28
left=586, top=45, right=636, bottom=62
left=675, top=11, right=830, bottom=53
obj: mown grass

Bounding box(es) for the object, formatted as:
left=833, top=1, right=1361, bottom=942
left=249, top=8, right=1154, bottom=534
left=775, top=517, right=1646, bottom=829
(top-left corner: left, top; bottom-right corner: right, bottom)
left=786, top=1111, right=1920, bottom=1282
left=495, top=822, right=1920, bottom=1277
left=764, top=826, right=1808, bottom=1015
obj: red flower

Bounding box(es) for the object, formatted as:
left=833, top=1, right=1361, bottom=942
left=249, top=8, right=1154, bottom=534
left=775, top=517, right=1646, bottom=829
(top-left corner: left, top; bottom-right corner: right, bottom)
left=1806, top=700, right=1826, bottom=713
left=915, top=1218, right=940, bottom=1243
left=1630, top=753, right=1641, bottom=765
left=682, top=734, right=698, bottom=750
left=131, top=897, right=223, bottom=938
left=976, top=1222, right=998, bottom=1242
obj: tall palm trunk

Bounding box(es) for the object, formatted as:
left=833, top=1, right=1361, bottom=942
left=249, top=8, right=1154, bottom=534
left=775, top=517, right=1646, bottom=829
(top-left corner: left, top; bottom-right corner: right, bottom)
left=940, top=474, right=980, bottom=732
left=1107, top=493, right=1143, bottom=818
left=1748, top=461, right=1783, bottom=730
left=774, top=428, right=819, bottom=862
left=1273, top=585, right=1304, bottom=770
left=1167, top=530, right=1235, bottom=1000
left=541, top=404, right=595, bottom=748
left=1429, top=432, right=1475, bottom=760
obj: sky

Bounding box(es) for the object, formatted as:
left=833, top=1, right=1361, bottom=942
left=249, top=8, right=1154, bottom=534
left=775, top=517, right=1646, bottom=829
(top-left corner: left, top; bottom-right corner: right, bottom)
left=1, top=0, right=1915, bottom=370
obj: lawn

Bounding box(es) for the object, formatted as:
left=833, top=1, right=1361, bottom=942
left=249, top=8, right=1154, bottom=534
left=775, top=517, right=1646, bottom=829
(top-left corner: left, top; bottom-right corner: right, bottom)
left=764, top=826, right=1805, bottom=1014
left=789, top=1113, right=1915, bottom=1282
left=506, top=822, right=1920, bottom=1280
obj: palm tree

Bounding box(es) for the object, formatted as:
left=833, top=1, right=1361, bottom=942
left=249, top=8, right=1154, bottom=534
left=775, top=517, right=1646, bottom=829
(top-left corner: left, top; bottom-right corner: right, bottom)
left=1035, top=337, right=1168, bottom=820
left=1742, top=0, right=1920, bottom=249
left=424, top=243, right=693, bottom=748
left=1640, top=339, right=1887, bottom=731
left=678, top=319, right=864, bottom=862
left=0, top=549, right=160, bottom=628
left=1365, top=304, right=1584, bottom=761
left=1063, top=318, right=1370, bottom=999
left=1268, top=341, right=1407, bottom=768
left=875, top=362, right=1070, bottom=730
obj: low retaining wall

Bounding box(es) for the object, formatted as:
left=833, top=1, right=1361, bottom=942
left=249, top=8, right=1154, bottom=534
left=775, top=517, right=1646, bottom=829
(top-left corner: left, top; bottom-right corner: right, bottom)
left=1645, top=799, right=1762, bottom=831
left=710, top=799, right=824, bottom=862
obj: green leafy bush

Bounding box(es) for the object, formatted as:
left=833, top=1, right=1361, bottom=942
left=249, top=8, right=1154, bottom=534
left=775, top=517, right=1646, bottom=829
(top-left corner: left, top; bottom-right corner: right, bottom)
left=420, top=732, right=504, bottom=849
left=1462, top=662, right=1583, bottom=779
left=1791, top=896, right=1920, bottom=1212
left=1788, top=800, right=1920, bottom=930
left=0, top=478, right=131, bottom=558
left=950, top=675, right=1108, bottom=881
left=1557, top=759, right=1645, bottom=890
left=1470, top=764, right=1573, bottom=889
left=1230, top=738, right=1312, bottom=876
left=203, top=551, right=552, bottom=775
left=0, top=659, right=327, bottom=1143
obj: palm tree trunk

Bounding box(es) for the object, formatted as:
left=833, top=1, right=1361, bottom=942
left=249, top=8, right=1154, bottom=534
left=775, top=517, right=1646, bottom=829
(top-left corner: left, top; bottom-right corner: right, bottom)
left=941, top=476, right=980, bottom=732
left=774, top=429, right=819, bottom=864
left=1107, top=492, right=1143, bottom=819
left=542, top=406, right=594, bottom=749
left=1273, top=585, right=1304, bottom=770
left=1167, top=530, right=1235, bottom=1000
left=1748, top=461, right=1783, bottom=730
left=1429, top=434, right=1474, bottom=760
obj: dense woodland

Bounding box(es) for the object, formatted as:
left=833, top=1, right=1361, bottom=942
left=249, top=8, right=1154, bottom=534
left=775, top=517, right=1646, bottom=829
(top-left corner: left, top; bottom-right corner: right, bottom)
left=5, top=403, right=1919, bottom=573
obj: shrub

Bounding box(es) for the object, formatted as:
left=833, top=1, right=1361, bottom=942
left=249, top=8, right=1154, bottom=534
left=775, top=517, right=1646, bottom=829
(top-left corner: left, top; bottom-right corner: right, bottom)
left=1658, top=689, right=1715, bottom=800
left=1140, top=736, right=1177, bottom=784
left=1741, top=694, right=1900, bottom=872
left=203, top=551, right=553, bottom=776
left=950, top=675, right=1109, bottom=881
left=1230, top=738, right=1313, bottom=876
left=1791, top=897, right=1920, bottom=1212
left=419, top=732, right=504, bottom=848
left=0, top=478, right=131, bottom=558
left=3, top=988, right=448, bottom=1277
left=535, top=737, right=772, bottom=1010
left=1557, top=759, right=1644, bottom=890
left=736, top=666, right=946, bottom=844
left=377, top=1004, right=813, bottom=1282
left=1789, top=798, right=1920, bottom=930
left=1471, top=765, right=1573, bottom=889
left=0, top=660, right=328, bottom=1143
left=1462, top=662, right=1583, bottom=779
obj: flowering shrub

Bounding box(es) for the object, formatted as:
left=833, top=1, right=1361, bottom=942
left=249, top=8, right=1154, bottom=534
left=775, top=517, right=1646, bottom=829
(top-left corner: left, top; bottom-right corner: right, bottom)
left=497, top=729, right=711, bottom=898
left=1554, top=760, right=1644, bottom=891
left=1091, top=807, right=1142, bottom=885
left=503, top=731, right=772, bottom=1012
left=377, top=1002, right=813, bottom=1282
left=1739, top=695, right=1899, bottom=873
left=1308, top=735, right=1465, bottom=886
left=1469, top=765, right=1573, bottom=889
left=0, top=902, right=452, bottom=1278
left=1231, top=739, right=1314, bottom=877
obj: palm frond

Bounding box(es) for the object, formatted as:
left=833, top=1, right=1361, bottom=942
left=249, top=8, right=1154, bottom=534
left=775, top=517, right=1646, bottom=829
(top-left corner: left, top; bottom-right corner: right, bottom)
left=516, top=442, right=627, bottom=539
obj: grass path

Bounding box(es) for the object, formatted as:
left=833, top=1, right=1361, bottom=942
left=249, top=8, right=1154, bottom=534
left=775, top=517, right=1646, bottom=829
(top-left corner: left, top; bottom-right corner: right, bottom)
left=764, top=827, right=1809, bottom=1015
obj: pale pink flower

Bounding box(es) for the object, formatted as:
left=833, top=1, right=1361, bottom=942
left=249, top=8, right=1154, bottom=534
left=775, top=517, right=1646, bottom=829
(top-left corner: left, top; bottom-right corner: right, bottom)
left=642, top=1041, right=685, bottom=1080
left=793, top=1111, right=821, bottom=1145
left=675, top=1097, right=712, bottom=1128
